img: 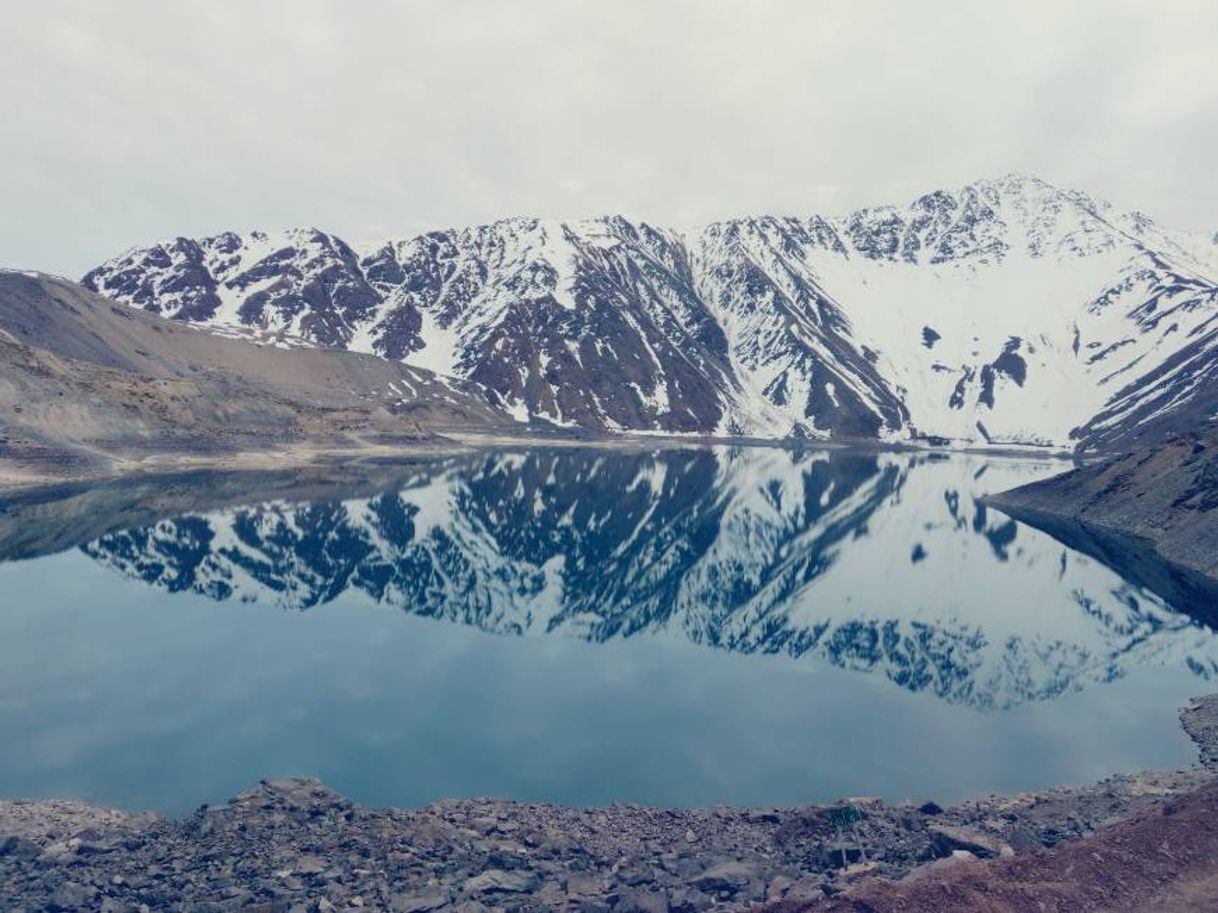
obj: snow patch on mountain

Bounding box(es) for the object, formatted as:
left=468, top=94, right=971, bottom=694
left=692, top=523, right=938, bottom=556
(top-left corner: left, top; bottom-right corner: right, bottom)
left=83, top=175, right=1218, bottom=451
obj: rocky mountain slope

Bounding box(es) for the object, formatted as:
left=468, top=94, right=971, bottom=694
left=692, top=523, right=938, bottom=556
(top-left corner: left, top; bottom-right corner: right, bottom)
left=989, top=423, right=1218, bottom=588
left=84, top=175, right=1218, bottom=451
left=0, top=271, right=510, bottom=480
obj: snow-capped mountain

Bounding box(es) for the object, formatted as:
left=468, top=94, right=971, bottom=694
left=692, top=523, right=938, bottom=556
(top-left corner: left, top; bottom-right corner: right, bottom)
left=80, top=447, right=1218, bottom=710
left=83, top=176, right=1218, bottom=450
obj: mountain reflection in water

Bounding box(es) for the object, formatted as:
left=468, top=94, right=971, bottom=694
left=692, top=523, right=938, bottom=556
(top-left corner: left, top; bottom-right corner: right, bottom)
left=16, top=445, right=1213, bottom=712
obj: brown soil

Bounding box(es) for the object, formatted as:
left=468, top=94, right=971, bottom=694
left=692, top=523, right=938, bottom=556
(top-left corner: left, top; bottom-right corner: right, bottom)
left=770, top=782, right=1218, bottom=913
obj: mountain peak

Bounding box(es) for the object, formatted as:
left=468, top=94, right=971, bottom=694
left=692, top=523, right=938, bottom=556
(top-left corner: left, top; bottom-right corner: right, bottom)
left=80, top=180, right=1218, bottom=453
left=973, top=171, right=1056, bottom=193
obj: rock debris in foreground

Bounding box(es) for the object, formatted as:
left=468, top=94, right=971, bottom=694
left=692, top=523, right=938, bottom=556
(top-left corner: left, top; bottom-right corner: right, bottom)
left=0, top=767, right=1211, bottom=913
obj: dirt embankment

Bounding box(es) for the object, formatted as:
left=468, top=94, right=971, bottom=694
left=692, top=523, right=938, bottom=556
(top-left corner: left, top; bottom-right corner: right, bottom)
left=765, top=693, right=1218, bottom=913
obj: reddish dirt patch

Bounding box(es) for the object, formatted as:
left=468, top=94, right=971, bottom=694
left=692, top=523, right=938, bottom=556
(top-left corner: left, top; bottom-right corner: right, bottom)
left=767, top=782, right=1218, bottom=913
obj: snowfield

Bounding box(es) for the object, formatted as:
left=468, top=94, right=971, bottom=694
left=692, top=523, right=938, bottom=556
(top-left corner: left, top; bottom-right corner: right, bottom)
left=84, top=175, right=1218, bottom=452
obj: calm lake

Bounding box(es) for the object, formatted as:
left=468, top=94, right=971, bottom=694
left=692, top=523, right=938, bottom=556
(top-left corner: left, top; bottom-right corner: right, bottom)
left=1, top=446, right=1215, bottom=814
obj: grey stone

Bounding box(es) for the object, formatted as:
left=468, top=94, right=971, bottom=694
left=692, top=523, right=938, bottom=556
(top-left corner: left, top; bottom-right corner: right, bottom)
left=927, top=823, right=1014, bottom=859
left=614, top=887, right=668, bottom=913
left=293, top=854, right=327, bottom=876
left=667, top=887, right=712, bottom=913
left=765, top=874, right=794, bottom=901
left=462, top=869, right=541, bottom=895
left=745, top=809, right=781, bottom=824
left=50, top=881, right=99, bottom=911
left=391, top=891, right=449, bottom=912
left=690, top=861, right=756, bottom=894
left=0, top=835, right=41, bottom=860
left=564, top=873, right=604, bottom=897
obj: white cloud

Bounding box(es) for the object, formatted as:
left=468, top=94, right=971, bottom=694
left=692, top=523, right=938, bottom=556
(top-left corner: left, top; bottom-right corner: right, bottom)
left=2, top=0, right=1217, bottom=275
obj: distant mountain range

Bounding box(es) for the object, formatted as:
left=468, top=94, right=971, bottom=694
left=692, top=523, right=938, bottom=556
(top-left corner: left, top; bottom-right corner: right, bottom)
left=84, top=174, right=1218, bottom=452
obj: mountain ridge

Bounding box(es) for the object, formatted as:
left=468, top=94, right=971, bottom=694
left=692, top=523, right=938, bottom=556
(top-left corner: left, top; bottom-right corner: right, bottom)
left=0, top=271, right=512, bottom=483
left=84, top=175, right=1218, bottom=452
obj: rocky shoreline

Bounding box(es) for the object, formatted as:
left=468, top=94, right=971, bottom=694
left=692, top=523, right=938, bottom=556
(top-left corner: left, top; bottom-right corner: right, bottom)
left=985, top=426, right=1218, bottom=592
left=3, top=696, right=1217, bottom=913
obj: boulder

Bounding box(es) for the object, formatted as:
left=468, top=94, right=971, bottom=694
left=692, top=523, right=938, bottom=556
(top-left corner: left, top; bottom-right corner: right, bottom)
left=615, top=887, right=668, bottom=913
left=50, top=881, right=98, bottom=911
left=390, top=891, right=449, bottom=912
left=462, top=868, right=541, bottom=895
left=0, top=835, right=41, bottom=860
left=292, top=855, right=327, bottom=876
left=691, top=861, right=756, bottom=894
left=564, top=873, right=605, bottom=897
left=668, top=887, right=713, bottom=912
left=928, top=823, right=1014, bottom=859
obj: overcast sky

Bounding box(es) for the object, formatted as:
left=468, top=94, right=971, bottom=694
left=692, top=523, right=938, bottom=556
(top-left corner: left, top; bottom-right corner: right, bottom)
left=3, top=0, right=1217, bottom=276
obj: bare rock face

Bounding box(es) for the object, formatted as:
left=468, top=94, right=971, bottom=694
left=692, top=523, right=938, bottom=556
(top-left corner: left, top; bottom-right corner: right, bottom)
left=987, top=426, right=1218, bottom=589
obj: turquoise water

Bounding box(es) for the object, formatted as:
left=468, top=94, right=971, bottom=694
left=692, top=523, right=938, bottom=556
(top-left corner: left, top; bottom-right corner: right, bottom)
left=0, top=446, right=1213, bottom=813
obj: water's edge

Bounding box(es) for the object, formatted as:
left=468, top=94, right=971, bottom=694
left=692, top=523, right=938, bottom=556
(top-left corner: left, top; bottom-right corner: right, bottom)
left=2, top=694, right=1215, bottom=912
